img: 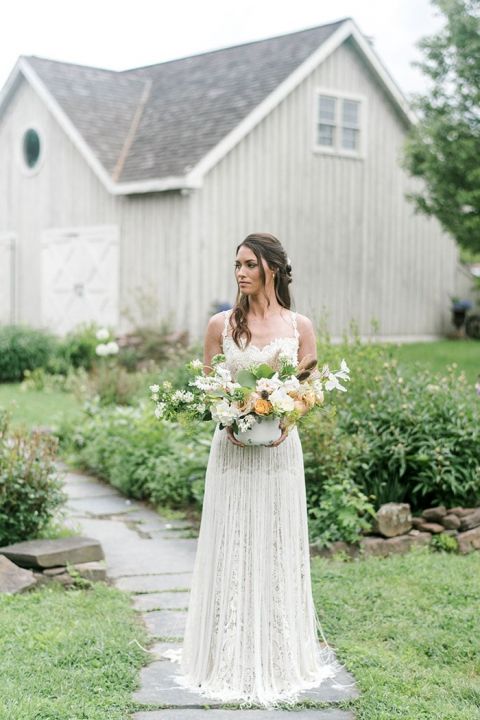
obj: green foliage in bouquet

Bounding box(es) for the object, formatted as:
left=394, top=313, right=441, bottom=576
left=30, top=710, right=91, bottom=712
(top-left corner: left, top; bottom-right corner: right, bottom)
left=0, top=410, right=67, bottom=545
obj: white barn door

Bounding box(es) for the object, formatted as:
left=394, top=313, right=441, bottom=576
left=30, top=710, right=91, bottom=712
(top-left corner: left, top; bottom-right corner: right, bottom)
left=0, top=233, right=16, bottom=324
left=41, top=225, right=119, bottom=335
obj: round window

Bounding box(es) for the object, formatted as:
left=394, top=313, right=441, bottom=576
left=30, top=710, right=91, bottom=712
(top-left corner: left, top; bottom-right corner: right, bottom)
left=22, top=128, right=41, bottom=169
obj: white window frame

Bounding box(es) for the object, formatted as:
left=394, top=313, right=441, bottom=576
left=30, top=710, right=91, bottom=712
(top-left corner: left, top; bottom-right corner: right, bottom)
left=312, top=88, right=367, bottom=159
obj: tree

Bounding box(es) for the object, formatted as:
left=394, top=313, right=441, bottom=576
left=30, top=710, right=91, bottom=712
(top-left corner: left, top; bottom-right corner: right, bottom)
left=403, top=0, right=480, bottom=254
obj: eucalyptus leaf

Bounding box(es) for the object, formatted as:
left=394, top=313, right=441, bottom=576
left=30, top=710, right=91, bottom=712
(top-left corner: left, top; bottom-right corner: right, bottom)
left=236, top=369, right=257, bottom=388
left=253, top=363, right=275, bottom=379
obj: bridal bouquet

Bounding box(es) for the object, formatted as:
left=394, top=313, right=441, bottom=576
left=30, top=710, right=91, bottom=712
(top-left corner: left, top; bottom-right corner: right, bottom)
left=150, top=350, right=350, bottom=445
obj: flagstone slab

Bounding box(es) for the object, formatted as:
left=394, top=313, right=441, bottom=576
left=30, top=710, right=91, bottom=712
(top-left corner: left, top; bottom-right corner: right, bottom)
left=133, top=711, right=355, bottom=720
left=0, top=536, right=104, bottom=569
left=116, top=574, right=192, bottom=593
left=133, top=591, right=190, bottom=611
left=142, top=610, right=187, bottom=638
left=64, top=482, right=123, bottom=500
left=66, top=495, right=134, bottom=516
left=63, top=517, right=196, bottom=578
left=0, top=554, right=37, bottom=594
left=133, top=661, right=358, bottom=706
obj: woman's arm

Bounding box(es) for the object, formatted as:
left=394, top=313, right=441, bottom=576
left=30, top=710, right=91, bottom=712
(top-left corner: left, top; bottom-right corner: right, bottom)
left=203, top=312, right=224, bottom=376
left=296, top=313, right=317, bottom=366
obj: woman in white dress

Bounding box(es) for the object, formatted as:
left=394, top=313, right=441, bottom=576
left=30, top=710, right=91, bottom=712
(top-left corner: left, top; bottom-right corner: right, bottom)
left=165, top=232, right=346, bottom=708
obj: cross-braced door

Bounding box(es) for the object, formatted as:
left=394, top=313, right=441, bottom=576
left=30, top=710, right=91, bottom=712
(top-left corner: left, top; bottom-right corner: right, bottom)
left=41, top=225, right=119, bottom=334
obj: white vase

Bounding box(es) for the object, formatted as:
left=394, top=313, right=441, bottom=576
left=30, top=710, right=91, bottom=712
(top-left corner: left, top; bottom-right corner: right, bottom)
left=233, top=415, right=282, bottom=446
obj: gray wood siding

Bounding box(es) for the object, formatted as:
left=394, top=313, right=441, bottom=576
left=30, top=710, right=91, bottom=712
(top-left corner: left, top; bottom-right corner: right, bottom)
left=196, top=38, right=459, bottom=341
left=0, top=78, right=191, bottom=334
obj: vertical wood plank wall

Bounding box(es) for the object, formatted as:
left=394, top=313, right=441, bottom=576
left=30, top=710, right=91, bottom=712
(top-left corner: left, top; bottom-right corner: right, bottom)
left=0, top=39, right=461, bottom=343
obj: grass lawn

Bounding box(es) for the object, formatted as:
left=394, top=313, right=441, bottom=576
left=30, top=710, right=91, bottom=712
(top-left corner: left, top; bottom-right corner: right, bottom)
left=390, top=339, right=480, bottom=386
left=0, top=383, right=83, bottom=431
left=312, top=545, right=480, bottom=720
left=0, top=582, right=150, bottom=720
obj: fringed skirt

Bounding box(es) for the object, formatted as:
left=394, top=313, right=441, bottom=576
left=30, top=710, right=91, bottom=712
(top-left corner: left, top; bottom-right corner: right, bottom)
left=163, top=423, right=346, bottom=709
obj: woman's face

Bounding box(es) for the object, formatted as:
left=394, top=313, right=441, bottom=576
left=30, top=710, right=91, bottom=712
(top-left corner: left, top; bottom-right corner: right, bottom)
left=235, top=245, right=273, bottom=295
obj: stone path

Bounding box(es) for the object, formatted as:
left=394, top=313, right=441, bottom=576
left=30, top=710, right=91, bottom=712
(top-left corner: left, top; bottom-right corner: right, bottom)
left=58, top=462, right=359, bottom=719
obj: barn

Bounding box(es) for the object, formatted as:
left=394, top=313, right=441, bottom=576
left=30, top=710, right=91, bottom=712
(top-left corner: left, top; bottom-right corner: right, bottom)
left=0, top=18, right=470, bottom=342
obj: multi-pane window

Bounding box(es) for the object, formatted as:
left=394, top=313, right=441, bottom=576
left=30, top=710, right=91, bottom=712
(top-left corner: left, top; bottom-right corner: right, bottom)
left=316, top=93, right=362, bottom=155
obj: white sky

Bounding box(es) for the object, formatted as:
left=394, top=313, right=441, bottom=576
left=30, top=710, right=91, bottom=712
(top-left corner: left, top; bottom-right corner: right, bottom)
left=0, top=0, right=445, bottom=98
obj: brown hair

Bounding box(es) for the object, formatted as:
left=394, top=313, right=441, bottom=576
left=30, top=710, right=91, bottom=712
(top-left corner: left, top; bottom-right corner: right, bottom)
left=229, top=232, right=293, bottom=348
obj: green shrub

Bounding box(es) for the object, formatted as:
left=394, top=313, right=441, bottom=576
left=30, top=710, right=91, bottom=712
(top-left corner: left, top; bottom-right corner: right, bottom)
left=0, top=411, right=67, bottom=545
left=339, top=363, right=480, bottom=511
left=299, top=408, right=376, bottom=547
left=58, top=322, right=101, bottom=371
left=63, top=401, right=212, bottom=509
left=0, top=325, right=59, bottom=382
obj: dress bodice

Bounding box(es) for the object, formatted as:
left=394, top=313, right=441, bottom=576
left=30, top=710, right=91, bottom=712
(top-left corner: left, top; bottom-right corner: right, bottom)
left=221, top=309, right=299, bottom=378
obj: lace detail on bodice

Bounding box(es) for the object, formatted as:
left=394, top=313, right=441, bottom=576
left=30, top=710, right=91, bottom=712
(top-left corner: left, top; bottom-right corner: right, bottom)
left=221, top=309, right=299, bottom=377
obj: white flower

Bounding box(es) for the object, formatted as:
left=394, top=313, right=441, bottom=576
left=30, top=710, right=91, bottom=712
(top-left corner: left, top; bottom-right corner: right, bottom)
left=149, top=384, right=160, bottom=393
left=256, top=374, right=282, bottom=393
left=95, top=343, right=109, bottom=356
left=105, top=341, right=119, bottom=355
left=211, top=399, right=240, bottom=426
left=190, top=359, right=203, bottom=369
left=154, top=402, right=166, bottom=418
left=238, top=414, right=257, bottom=432
left=171, top=389, right=195, bottom=404
left=335, top=358, right=350, bottom=380
left=313, top=379, right=325, bottom=402
left=325, top=373, right=347, bottom=392
left=151, top=393, right=159, bottom=401
left=269, top=388, right=295, bottom=412
left=162, top=381, right=172, bottom=389
left=282, top=375, right=300, bottom=393
left=96, top=327, right=109, bottom=340
left=196, top=403, right=206, bottom=414
left=215, top=366, right=233, bottom=383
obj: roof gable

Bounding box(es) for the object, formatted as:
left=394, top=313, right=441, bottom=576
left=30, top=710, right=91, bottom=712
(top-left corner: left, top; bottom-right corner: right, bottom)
left=0, top=18, right=414, bottom=194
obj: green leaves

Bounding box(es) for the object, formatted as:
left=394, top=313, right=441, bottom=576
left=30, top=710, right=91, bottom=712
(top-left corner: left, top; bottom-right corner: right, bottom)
left=236, top=363, right=275, bottom=388
left=402, top=0, right=480, bottom=254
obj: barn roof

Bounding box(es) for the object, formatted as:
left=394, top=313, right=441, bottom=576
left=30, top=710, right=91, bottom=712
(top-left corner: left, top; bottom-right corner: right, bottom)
left=0, top=18, right=415, bottom=194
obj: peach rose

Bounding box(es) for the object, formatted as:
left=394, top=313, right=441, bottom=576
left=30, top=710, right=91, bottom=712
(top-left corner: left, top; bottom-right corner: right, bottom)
left=303, top=388, right=316, bottom=410
left=293, top=398, right=309, bottom=416
left=254, top=398, right=273, bottom=415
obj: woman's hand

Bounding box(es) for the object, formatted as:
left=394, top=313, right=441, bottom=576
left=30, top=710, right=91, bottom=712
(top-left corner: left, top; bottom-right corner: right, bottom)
left=225, top=425, right=246, bottom=447
left=268, top=424, right=289, bottom=448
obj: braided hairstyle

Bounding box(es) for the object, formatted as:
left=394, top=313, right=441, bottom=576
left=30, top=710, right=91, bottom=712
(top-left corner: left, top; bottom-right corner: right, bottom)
left=229, top=232, right=294, bottom=348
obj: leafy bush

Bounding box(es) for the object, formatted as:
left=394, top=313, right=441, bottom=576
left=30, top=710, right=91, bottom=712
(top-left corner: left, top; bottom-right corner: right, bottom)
left=58, top=322, right=102, bottom=371
left=0, top=411, right=67, bottom=545
left=0, top=325, right=59, bottom=382
left=299, top=408, right=376, bottom=547
left=62, top=401, right=212, bottom=509
left=339, top=362, right=480, bottom=511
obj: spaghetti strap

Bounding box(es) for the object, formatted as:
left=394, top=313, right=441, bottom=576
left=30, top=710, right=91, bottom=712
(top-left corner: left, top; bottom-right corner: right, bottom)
left=290, top=310, right=299, bottom=340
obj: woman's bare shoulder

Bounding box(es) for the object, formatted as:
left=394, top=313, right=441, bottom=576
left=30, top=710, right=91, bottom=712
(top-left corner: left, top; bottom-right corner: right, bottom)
left=205, top=310, right=228, bottom=338
left=294, top=312, right=315, bottom=333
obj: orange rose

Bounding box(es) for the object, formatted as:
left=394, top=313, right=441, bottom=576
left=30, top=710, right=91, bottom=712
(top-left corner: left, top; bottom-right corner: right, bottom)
left=254, top=398, right=273, bottom=415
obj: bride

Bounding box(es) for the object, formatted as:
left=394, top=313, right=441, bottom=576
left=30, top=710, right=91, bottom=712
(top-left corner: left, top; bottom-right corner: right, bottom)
left=164, top=232, right=347, bottom=708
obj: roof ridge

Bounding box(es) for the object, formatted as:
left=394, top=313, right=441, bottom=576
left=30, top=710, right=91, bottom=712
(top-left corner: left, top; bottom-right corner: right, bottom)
left=111, top=79, right=153, bottom=182
left=122, top=18, right=350, bottom=74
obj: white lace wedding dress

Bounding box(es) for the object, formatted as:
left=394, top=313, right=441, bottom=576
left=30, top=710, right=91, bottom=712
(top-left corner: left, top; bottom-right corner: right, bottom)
left=162, top=309, right=347, bottom=708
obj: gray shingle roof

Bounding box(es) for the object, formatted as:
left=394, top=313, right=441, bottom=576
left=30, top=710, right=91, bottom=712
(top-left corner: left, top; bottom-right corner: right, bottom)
left=26, top=19, right=347, bottom=185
